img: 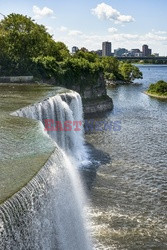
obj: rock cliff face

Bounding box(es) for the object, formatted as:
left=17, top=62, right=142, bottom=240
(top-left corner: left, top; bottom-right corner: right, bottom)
left=83, top=96, right=113, bottom=116
left=69, top=74, right=113, bottom=116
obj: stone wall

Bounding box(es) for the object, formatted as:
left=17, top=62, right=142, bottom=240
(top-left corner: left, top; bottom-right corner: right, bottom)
left=106, top=79, right=128, bottom=86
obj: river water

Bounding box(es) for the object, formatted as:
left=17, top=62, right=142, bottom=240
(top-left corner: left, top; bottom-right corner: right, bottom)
left=85, top=65, right=167, bottom=249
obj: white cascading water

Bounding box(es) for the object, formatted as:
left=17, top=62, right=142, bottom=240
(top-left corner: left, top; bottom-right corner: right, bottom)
left=0, top=91, right=92, bottom=250
left=13, top=92, right=88, bottom=164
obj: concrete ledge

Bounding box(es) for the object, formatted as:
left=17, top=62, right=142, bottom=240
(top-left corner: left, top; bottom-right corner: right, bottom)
left=0, top=84, right=66, bottom=205
left=0, top=76, right=34, bottom=83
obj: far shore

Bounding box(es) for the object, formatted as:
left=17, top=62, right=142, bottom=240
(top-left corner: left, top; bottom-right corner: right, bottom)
left=144, top=91, right=167, bottom=99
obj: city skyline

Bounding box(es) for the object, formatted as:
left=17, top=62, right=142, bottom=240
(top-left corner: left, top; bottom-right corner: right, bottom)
left=72, top=42, right=160, bottom=59
left=73, top=42, right=156, bottom=56
left=0, top=0, right=167, bottom=55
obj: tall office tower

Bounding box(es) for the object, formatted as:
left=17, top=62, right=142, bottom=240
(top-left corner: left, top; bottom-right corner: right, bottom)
left=142, top=44, right=152, bottom=56
left=102, top=41, right=112, bottom=56
left=148, top=49, right=152, bottom=56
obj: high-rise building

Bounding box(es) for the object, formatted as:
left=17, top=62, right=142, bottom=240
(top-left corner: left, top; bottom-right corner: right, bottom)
left=102, top=41, right=112, bottom=56
left=142, top=44, right=148, bottom=56
left=142, top=44, right=152, bottom=56
left=72, top=46, right=79, bottom=54
left=148, top=49, right=152, bottom=56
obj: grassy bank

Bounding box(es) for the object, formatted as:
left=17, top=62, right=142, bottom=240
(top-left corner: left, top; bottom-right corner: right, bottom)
left=145, top=91, right=167, bottom=99
left=146, top=80, right=167, bottom=99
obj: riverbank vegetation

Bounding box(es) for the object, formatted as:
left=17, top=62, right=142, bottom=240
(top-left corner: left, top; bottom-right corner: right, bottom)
left=0, top=14, right=142, bottom=87
left=146, top=80, right=167, bottom=98
left=118, top=59, right=167, bottom=65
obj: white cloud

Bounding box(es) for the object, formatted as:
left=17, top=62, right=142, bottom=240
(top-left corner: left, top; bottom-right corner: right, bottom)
left=91, top=3, right=135, bottom=23
left=59, top=26, right=68, bottom=32
left=33, top=5, right=54, bottom=19
left=68, top=30, right=83, bottom=36
left=53, top=28, right=167, bottom=55
left=108, top=27, right=118, bottom=33
left=117, top=15, right=134, bottom=23
left=57, top=27, right=82, bottom=36
left=144, top=32, right=167, bottom=41
left=156, top=31, right=167, bottom=35
left=46, top=26, right=54, bottom=35
left=151, top=29, right=167, bottom=35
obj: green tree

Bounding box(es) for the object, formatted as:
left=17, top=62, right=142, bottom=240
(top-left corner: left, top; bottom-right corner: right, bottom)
left=48, top=41, right=70, bottom=62
left=119, top=62, right=143, bottom=82
left=0, top=14, right=70, bottom=75
left=59, top=57, right=103, bottom=88
left=148, top=81, right=167, bottom=94
left=73, top=50, right=99, bottom=63
left=101, top=57, right=121, bottom=80
left=32, top=56, right=61, bottom=79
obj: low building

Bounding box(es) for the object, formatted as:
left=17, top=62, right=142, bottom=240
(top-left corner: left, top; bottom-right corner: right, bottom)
left=134, top=52, right=143, bottom=57
left=131, top=49, right=141, bottom=56
left=122, top=52, right=132, bottom=57
left=114, top=48, right=128, bottom=57
left=153, top=53, right=159, bottom=57
left=96, top=50, right=102, bottom=57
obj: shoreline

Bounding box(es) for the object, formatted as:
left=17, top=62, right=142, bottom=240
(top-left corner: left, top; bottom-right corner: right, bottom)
left=144, top=91, right=167, bottom=99
left=106, top=79, right=142, bottom=86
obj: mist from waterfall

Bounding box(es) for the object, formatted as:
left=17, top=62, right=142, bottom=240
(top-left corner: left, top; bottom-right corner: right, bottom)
left=0, top=91, right=92, bottom=250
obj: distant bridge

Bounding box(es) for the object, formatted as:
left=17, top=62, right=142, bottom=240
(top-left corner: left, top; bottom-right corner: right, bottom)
left=116, top=56, right=167, bottom=61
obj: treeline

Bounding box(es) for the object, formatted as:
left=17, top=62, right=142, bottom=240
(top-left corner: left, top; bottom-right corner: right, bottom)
left=0, top=14, right=142, bottom=87
left=119, top=59, right=167, bottom=65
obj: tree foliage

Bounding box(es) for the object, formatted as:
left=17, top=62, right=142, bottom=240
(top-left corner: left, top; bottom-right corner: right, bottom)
left=148, top=80, right=167, bottom=95
left=0, top=13, right=143, bottom=87
left=73, top=50, right=98, bottom=63
left=32, top=56, right=60, bottom=79
left=59, top=57, right=103, bottom=88
left=119, top=62, right=143, bottom=82
left=0, top=14, right=69, bottom=75
left=101, top=57, right=122, bottom=80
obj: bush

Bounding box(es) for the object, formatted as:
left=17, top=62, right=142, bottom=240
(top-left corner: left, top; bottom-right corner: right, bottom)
left=59, top=58, right=103, bottom=88
left=32, top=56, right=61, bottom=79
left=119, top=62, right=143, bottom=82
left=148, top=80, right=167, bottom=94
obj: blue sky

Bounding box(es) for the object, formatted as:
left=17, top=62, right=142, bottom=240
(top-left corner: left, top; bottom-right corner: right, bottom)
left=1, top=0, right=167, bottom=55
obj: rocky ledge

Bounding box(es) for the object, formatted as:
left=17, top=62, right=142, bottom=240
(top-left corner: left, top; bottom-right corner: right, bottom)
left=83, top=96, right=113, bottom=117
left=68, top=74, right=113, bottom=116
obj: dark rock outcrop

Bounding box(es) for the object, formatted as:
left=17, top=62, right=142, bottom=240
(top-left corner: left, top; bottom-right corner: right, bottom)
left=68, top=74, right=113, bottom=116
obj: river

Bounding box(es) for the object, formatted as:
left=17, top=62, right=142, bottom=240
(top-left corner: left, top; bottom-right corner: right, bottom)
left=85, top=65, right=167, bottom=249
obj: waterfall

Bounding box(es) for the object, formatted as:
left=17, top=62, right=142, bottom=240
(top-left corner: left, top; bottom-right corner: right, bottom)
left=0, top=91, right=92, bottom=250
left=12, top=92, right=88, bottom=164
